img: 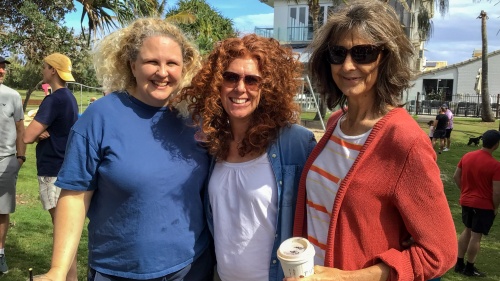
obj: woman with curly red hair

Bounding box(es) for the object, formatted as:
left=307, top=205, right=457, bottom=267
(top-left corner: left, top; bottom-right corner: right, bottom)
left=180, top=34, right=316, bottom=281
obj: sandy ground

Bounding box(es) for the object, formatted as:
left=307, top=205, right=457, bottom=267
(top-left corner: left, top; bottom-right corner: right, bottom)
left=309, top=128, right=325, bottom=140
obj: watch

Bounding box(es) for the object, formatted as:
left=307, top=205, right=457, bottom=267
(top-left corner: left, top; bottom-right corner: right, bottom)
left=17, top=156, right=26, bottom=162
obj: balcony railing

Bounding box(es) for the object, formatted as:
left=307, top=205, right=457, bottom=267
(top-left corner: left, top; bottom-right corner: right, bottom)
left=254, top=26, right=313, bottom=43
left=254, top=27, right=274, bottom=38
left=287, top=26, right=313, bottom=42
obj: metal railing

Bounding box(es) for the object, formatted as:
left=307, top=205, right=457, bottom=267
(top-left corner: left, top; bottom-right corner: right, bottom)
left=405, top=93, right=500, bottom=118
left=254, top=27, right=274, bottom=38
left=67, top=82, right=103, bottom=114
left=254, top=26, right=313, bottom=43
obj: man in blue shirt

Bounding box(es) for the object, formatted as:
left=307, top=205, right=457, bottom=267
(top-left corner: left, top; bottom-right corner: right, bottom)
left=24, top=53, right=78, bottom=280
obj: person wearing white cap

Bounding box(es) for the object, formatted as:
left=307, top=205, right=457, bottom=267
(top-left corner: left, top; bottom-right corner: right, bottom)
left=0, top=55, right=26, bottom=275
left=24, top=53, right=79, bottom=280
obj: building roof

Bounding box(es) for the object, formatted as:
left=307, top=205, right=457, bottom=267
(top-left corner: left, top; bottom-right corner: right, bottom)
left=416, top=49, right=500, bottom=78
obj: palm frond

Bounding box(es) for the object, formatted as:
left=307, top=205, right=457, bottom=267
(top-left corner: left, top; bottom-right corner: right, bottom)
left=166, top=11, right=196, bottom=25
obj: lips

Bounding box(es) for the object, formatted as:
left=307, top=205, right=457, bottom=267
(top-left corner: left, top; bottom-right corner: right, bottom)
left=343, top=76, right=361, bottom=81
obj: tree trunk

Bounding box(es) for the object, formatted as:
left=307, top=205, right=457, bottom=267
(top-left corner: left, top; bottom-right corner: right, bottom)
left=23, top=80, right=43, bottom=112
left=478, top=10, right=495, bottom=122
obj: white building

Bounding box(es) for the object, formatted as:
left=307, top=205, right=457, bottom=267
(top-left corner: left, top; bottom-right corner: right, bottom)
left=256, top=0, right=434, bottom=71
left=405, top=50, right=500, bottom=116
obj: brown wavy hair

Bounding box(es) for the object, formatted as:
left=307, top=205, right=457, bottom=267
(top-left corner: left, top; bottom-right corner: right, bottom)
left=179, top=34, right=303, bottom=160
left=309, top=0, right=415, bottom=114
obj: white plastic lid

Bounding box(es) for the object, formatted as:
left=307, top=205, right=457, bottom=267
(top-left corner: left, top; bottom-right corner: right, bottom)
left=277, top=237, right=315, bottom=262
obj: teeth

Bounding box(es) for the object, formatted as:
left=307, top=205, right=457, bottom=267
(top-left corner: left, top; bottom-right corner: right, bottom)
left=230, top=98, right=247, bottom=104
left=153, top=81, right=168, bottom=86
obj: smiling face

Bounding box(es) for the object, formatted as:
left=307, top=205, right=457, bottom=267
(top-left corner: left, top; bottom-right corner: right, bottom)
left=220, top=57, right=262, bottom=127
left=330, top=32, right=382, bottom=104
left=130, top=35, right=183, bottom=107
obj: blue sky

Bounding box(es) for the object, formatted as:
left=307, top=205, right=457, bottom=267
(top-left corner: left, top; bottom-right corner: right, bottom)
left=65, top=0, right=500, bottom=65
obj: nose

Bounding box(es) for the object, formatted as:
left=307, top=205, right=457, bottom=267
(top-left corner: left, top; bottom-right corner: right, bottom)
left=341, top=54, right=357, bottom=70
left=156, top=65, right=168, bottom=77
left=235, top=78, right=246, bottom=92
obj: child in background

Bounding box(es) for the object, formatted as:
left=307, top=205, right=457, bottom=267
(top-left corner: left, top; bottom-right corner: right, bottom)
left=428, top=120, right=435, bottom=142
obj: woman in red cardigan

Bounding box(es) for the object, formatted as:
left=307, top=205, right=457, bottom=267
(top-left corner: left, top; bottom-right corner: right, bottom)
left=286, top=1, right=457, bottom=281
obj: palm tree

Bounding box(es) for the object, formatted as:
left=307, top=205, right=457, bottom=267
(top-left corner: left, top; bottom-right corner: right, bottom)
left=477, top=10, right=495, bottom=122
left=77, top=0, right=168, bottom=43
left=77, top=0, right=195, bottom=44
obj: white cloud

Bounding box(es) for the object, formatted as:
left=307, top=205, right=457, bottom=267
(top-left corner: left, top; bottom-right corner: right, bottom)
left=232, top=13, right=274, bottom=33
left=425, top=0, right=500, bottom=64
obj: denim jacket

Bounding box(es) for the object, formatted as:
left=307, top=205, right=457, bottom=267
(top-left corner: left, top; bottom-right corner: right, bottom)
left=205, top=124, right=317, bottom=281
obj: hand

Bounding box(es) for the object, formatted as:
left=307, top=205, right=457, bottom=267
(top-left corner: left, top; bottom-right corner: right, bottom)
left=31, top=270, right=64, bottom=281
left=18, top=158, right=25, bottom=166
left=284, top=265, right=344, bottom=281
left=31, top=274, right=53, bottom=281
left=38, top=131, right=51, bottom=141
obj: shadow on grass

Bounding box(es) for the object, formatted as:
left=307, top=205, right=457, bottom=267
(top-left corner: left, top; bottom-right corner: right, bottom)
left=2, top=218, right=53, bottom=280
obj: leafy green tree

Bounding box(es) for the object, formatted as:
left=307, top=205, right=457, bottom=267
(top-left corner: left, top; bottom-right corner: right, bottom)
left=165, top=0, right=237, bottom=55
left=1, top=1, right=97, bottom=110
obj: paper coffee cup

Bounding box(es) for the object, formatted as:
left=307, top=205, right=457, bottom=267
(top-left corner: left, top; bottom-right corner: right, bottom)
left=277, top=237, right=315, bottom=278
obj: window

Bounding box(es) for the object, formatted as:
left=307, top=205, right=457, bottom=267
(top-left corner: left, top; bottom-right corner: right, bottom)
left=288, top=4, right=336, bottom=42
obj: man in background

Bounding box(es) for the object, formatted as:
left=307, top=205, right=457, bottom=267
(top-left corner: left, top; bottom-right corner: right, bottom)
left=0, top=55, right=26, bottom=274
left=453, top=129, right=500, bottom=277
left=432, top=106, right=449, bottom=154
left=24, top=53, right=78, bottom=280
left=443, top=104, right=453, bottom=151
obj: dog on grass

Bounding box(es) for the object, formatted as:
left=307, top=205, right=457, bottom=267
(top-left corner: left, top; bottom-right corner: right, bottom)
left=467, top=135, right=483, bottom=146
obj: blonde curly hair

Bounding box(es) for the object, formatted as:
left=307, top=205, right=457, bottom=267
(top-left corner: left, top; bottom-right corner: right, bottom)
left=92, top=17, right=200, bottom=115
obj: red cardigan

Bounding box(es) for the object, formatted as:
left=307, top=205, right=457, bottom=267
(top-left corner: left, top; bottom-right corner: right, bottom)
left=293, top=108, right=457, bottom=281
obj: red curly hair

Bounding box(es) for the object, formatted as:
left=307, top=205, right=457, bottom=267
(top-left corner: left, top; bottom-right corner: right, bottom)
left=179, top=34, right=303, bottom=160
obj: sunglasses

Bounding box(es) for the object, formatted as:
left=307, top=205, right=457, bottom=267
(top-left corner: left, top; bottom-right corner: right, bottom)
left=327, top=44, right=384, bottom=65
left=222, top=71, right=262, bottom=91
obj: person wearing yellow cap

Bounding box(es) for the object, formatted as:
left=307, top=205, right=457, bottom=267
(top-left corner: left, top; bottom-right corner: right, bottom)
left=23, top=52, right=79, bottom=280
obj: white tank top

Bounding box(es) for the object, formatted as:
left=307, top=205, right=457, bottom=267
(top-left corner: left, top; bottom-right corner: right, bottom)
left=209, top=153, right=278, bottom=281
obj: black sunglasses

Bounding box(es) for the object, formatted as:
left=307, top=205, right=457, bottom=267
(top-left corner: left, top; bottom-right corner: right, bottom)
left=327, top=44, right=384, bottom=65
left=222, top=71, right=262, bottom=91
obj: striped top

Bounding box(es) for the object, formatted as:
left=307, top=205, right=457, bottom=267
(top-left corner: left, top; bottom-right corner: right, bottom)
left=306, top=117, right=371, bottom=265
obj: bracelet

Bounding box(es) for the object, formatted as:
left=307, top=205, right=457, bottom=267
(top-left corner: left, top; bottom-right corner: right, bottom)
left=17, top=155, right=26, bottom=162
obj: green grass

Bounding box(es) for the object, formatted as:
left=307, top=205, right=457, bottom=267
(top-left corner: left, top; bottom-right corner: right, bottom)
left=420, top=117, right=500, bottom=281
left=3, top=144, right=89, bottom=281
left=2, top=115, right=499, bottom=280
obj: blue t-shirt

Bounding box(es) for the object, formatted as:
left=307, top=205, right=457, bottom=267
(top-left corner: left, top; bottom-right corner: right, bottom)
left=55, top=92, right=210, bottom=279
left=34, top=87, right=78, bottom=176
